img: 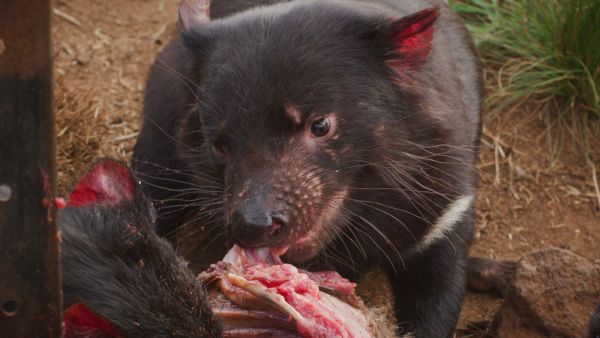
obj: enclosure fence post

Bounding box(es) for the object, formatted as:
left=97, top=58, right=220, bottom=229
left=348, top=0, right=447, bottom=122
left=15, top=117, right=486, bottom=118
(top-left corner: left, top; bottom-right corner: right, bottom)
left=0, top=0, right=62, bottom=337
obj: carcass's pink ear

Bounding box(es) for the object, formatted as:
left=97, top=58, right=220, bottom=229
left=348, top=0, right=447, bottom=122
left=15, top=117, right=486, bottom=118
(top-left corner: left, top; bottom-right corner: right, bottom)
left=68, top=160, right=136, bottom=207
left=388, top=7, right=439, bottom=70
left=179, top=0, right=210, bottom=33
left=63, top=303, right=122, bottom=338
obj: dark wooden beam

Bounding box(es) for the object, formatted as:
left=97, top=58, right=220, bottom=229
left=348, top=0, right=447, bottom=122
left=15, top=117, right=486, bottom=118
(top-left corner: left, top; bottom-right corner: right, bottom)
left=0, top=0, right=62, bottom=336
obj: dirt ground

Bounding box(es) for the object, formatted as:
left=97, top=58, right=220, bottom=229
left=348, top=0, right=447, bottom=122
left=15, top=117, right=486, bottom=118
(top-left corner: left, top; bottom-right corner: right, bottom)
left=51, top=0, right=600, bottom=336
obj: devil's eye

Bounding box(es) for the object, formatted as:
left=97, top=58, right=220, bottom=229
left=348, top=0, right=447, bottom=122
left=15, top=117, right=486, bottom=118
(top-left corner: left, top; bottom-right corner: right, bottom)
left=310, top=118, right=330, bottom=137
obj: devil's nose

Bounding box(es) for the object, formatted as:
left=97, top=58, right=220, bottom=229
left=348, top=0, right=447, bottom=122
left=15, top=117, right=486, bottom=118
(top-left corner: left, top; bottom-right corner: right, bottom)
left=231, top=206, right=287, bottom=248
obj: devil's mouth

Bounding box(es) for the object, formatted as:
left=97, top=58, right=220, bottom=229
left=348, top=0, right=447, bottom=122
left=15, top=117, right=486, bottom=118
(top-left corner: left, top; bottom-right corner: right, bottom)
left=294, top=233, right=312, bottom=245
left=277, top=230, right=323, bottom=264
left=262, top=230, right=319, bottom=264
left=278, top=188, right=348, bottom=263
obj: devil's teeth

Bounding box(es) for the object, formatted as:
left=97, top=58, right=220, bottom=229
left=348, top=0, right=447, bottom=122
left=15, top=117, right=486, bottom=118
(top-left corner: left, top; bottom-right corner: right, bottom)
left=295, top=236, right=310, bottom=244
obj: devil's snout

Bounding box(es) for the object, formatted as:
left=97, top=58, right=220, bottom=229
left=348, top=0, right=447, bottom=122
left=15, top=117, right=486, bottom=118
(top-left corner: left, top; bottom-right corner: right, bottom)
left=231, top=196, right=289, bottom=248
left=228, top=165, right=319, bottom=248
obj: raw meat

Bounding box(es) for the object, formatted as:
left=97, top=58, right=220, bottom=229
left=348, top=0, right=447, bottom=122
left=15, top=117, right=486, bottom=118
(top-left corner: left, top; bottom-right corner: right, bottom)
left=199, top=245, right=373, bottom=338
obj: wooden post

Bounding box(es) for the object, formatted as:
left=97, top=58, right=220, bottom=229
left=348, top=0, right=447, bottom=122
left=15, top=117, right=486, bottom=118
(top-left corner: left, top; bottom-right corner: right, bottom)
left=0, top=0, right=62, bottom=336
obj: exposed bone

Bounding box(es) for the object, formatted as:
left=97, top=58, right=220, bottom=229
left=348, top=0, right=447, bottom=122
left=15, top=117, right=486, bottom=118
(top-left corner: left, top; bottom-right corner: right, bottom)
left=227, top=273, right=306, bottom=324
left=223, top=327, right=301, bottom=338
left=214, top=307, right=296, bottom=330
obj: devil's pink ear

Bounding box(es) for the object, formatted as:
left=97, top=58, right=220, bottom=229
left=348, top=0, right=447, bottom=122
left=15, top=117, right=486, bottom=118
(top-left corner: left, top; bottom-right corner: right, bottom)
left=179, top=0, right=210, bottom=33
left=387, top=7, right=439, bottom=70
left=68, top=160, right=136, bottom=207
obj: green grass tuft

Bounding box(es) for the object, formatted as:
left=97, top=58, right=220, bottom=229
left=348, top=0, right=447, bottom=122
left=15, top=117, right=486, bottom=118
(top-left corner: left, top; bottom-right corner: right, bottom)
left=449, top=0, right=600, bottom=161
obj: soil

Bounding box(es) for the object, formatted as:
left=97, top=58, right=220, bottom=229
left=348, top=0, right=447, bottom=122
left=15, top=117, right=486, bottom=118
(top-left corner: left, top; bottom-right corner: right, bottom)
left=51, top=0, right=600, bottom=336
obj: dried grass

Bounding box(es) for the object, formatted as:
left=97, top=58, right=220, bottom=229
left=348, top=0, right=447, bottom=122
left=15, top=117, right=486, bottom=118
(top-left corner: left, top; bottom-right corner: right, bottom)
left=55, top=78, right=105, bottom=193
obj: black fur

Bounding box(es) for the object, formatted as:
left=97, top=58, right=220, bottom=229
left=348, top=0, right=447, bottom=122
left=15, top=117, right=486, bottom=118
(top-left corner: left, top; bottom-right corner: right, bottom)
left=134, top=0, right=482, bottom=336
left=60, top=182, right=222, bottom=337
left=590, top=300, right=600, bottom=338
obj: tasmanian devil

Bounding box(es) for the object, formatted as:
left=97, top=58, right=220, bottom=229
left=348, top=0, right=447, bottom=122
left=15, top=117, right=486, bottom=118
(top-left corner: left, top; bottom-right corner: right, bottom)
left=133, top=0, right=483, bottom=336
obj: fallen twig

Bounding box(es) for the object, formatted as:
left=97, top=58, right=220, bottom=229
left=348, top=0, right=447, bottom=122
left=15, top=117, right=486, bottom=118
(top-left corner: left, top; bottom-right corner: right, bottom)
left=591, top=162, right=600, bottom=209
left=52, top=8, right=82, bottom=27
left=112, top=132, right=139, bottom=142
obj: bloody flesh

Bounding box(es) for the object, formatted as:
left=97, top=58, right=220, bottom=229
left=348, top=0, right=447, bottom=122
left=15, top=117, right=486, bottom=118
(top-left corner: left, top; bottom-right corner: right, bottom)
left=200, top=245, right=372, bottom=338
